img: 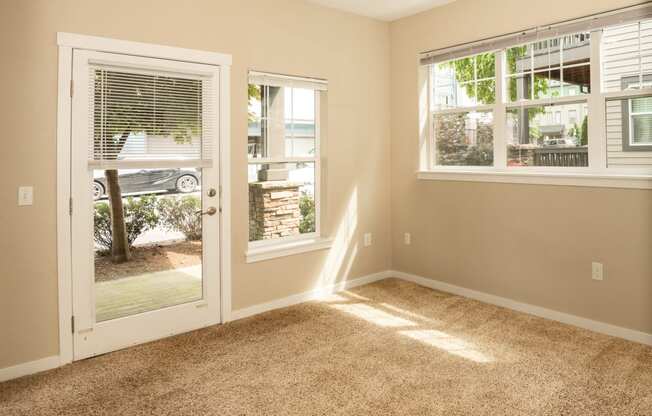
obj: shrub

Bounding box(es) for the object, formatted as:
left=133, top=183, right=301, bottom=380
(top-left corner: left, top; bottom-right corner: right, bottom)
left=299, top=194, right=316, bottom=234
left=94, top=195, right=160, bottom=252
left=158, top=195, right=202, bottom=241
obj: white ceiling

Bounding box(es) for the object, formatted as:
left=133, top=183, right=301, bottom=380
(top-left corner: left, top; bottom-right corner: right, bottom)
left=306, top=0, right=457, bottom=21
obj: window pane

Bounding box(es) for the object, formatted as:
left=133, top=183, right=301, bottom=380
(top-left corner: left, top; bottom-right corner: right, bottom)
left=507, top=44, right=532, bottom=75
left=606, top=97, right=652, bottom=167
left=434, top=111, right=494, bottom=166
left=456, top=82, right=477, bottom=107
left=248, top=84, right=316, bottom=159
left=248, top=162, right=316, bottom=241
left=93, top=168, right=203, bottom=322
left=476, top=52, right=496, bottom=79
left=506, top=103, right=588, bottom=167
left=507, top=74, right=532, bottom=102
left=477, top=79, right=496, bottom=105
left=603, top=20, right=652, bottom=92
left=531, top=39, right=552, bottom=70
left=432, top=52, right=495, bottom=110
left=562, top=65, right=591, bottom=96
left=507, top=33, right=590, bottom=100
left=632, top=114, right=652, bottom=144
left=632, top=96, right=652, bottom=113
left=563, top=33, right=591, bottom=66
left=533, top=71, right=552, bottom=100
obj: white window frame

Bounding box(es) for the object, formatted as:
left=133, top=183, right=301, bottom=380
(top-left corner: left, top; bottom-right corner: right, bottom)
left=629, top=98, right=652, bottom=146
left=429, top=52, right=498, bottom=168
left=246, top=73, right=331, bottom=263
left=418, top=25, right=652, bottom=189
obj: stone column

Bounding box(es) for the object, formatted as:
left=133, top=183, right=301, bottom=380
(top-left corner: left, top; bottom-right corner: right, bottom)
left=249, top=181, right=302, bottom=241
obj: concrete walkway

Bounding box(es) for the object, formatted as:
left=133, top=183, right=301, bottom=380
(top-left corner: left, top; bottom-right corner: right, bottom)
left=96, top=265, right=202, bottom=322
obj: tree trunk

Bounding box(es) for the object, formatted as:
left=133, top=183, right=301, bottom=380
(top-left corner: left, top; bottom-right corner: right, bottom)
left=105, top=169, right=130, bottom=263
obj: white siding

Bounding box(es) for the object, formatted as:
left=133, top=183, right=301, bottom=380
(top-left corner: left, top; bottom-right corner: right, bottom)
left=603, top=20, right=652, bottom=169
left=605, top=99, right=652, bottom=168
left=602, top=20, right=652, bottom=92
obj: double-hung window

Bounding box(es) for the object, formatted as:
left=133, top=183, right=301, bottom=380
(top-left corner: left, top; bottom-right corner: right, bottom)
left=246, top=71, right=328, bottom=261
left=419, top=5, right=652, bottom=187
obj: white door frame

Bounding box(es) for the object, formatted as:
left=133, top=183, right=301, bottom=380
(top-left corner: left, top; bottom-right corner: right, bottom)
left=56, top=32, right=232, bottom=364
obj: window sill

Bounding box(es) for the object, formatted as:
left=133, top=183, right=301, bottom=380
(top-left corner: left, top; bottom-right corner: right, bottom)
left=246, top=237, right=333, bottom=263
left=417, top=170, right=652, bottom=189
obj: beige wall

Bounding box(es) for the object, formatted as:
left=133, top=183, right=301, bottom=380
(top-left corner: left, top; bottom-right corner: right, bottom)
left=390, top=0, right=652, bottom=334
left=0, top=0, right=391, bottom=368
left=2, top=0, right=651, bottom=372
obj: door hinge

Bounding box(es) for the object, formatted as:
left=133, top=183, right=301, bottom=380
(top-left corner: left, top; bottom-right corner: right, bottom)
left=71, top=316, right=75, bottom=333
left=69, top=197, right=73, bottom=215
left=70, top=79, right=74, bottom=97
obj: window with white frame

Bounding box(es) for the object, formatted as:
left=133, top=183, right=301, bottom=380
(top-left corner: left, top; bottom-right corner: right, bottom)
left=430, top=52, right=495, bottom=166
left=419, top=7, right=652, bottom=181
left=603, top=19, right=652, bottom=159
left=247, top=71, right=326, bottom=246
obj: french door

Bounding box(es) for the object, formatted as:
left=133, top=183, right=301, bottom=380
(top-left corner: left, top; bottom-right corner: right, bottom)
left=70, top=50, right=222, bottom=360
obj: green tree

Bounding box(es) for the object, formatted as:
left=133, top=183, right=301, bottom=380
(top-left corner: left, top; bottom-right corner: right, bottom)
left=440, top=49, right=548, bottom=117
left=580, top=115, right=589, bottom=146
left=248, top=84, right=261, bottom=122
left=299, top=194, right=316, bottom=234
left=94, top=70, right=202, bottom=263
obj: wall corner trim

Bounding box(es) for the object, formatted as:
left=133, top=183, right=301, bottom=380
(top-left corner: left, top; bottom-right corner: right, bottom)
left=0, top=355, right=62, bottom=383
left=390, top=270, right=652, bottom=347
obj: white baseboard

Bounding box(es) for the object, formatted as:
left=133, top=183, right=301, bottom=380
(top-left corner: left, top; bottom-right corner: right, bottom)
left=3, top=269, right=649, bottom=384
left=391, top=270, right=652, bottom=347
left=229, top=270, right=392, bottom=321
left=0, top=355, right=61, bottom=383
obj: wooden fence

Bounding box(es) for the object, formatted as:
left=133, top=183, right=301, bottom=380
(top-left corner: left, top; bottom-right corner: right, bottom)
left=533, top=147, right=588, bottom=167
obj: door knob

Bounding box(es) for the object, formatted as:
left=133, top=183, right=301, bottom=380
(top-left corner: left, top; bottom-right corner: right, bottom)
left=196, top=206, right=217, bottom=216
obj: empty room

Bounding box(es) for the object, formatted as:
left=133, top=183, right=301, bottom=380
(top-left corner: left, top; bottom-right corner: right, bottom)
left=1, top=0, right=651, bottom=414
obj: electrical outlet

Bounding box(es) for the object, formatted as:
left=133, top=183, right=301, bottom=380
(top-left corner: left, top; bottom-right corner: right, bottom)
left=18, top=186, right=33, bottom=206
left=404, top=233, right=411, bottom=245
left=592, top=262, right=604, bottom=281
left=363, top=233, right=372, bottom=247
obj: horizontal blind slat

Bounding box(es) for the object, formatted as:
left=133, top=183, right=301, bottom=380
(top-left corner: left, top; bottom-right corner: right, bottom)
left=89, top=65, right=215, bottom=167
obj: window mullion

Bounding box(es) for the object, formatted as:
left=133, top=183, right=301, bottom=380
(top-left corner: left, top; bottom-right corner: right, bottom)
left=494, top=50, right=507, bottom=169
left=588, top=29, right=606, bottom=171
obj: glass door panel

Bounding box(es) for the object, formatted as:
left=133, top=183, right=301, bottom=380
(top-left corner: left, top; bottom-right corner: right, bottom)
left=92, top=168, right=203, bottom=322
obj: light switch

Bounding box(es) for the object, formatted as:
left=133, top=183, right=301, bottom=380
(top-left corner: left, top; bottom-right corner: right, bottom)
left=18, top=186, right=33, bottom=206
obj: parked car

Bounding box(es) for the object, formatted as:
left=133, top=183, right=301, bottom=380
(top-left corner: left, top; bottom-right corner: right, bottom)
left=92, top=168, right=200, bottom=200
left=542, top=138, right=577, bottom=147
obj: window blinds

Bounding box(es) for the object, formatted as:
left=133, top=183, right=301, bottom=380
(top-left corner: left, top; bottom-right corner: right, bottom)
left=89, top=65, right=215, bottom=168
left=248, top=71, right=328, bottom=91
left=419, top=4, right=652, bottom=66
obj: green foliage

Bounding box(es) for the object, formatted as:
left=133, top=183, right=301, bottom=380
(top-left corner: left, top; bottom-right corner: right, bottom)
left=248, top=84, right=261, bottom=122
left=505, top=46, right=550, bottom=102
left=299, top=194, right=316, bottom=234
left=158, top=195, right=202, bottom=241
left=435, top=113, right=493, bottom=166
left=529, top=126, right=541, bottom=142
left=440, top=53, right=496, bottom=105
left=581, top=115, right=589, bottom=146
left=94, top=202, right=113, bottom=252
left=94, top=195, right=160, bottom=253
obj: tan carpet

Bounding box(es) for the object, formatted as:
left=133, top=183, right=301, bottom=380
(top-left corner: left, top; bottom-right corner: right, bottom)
left=1, top=278, right=651, bottom=415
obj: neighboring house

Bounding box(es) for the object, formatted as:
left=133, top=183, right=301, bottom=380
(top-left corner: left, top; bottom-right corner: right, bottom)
left=603, top=23, right=652, bottom=169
